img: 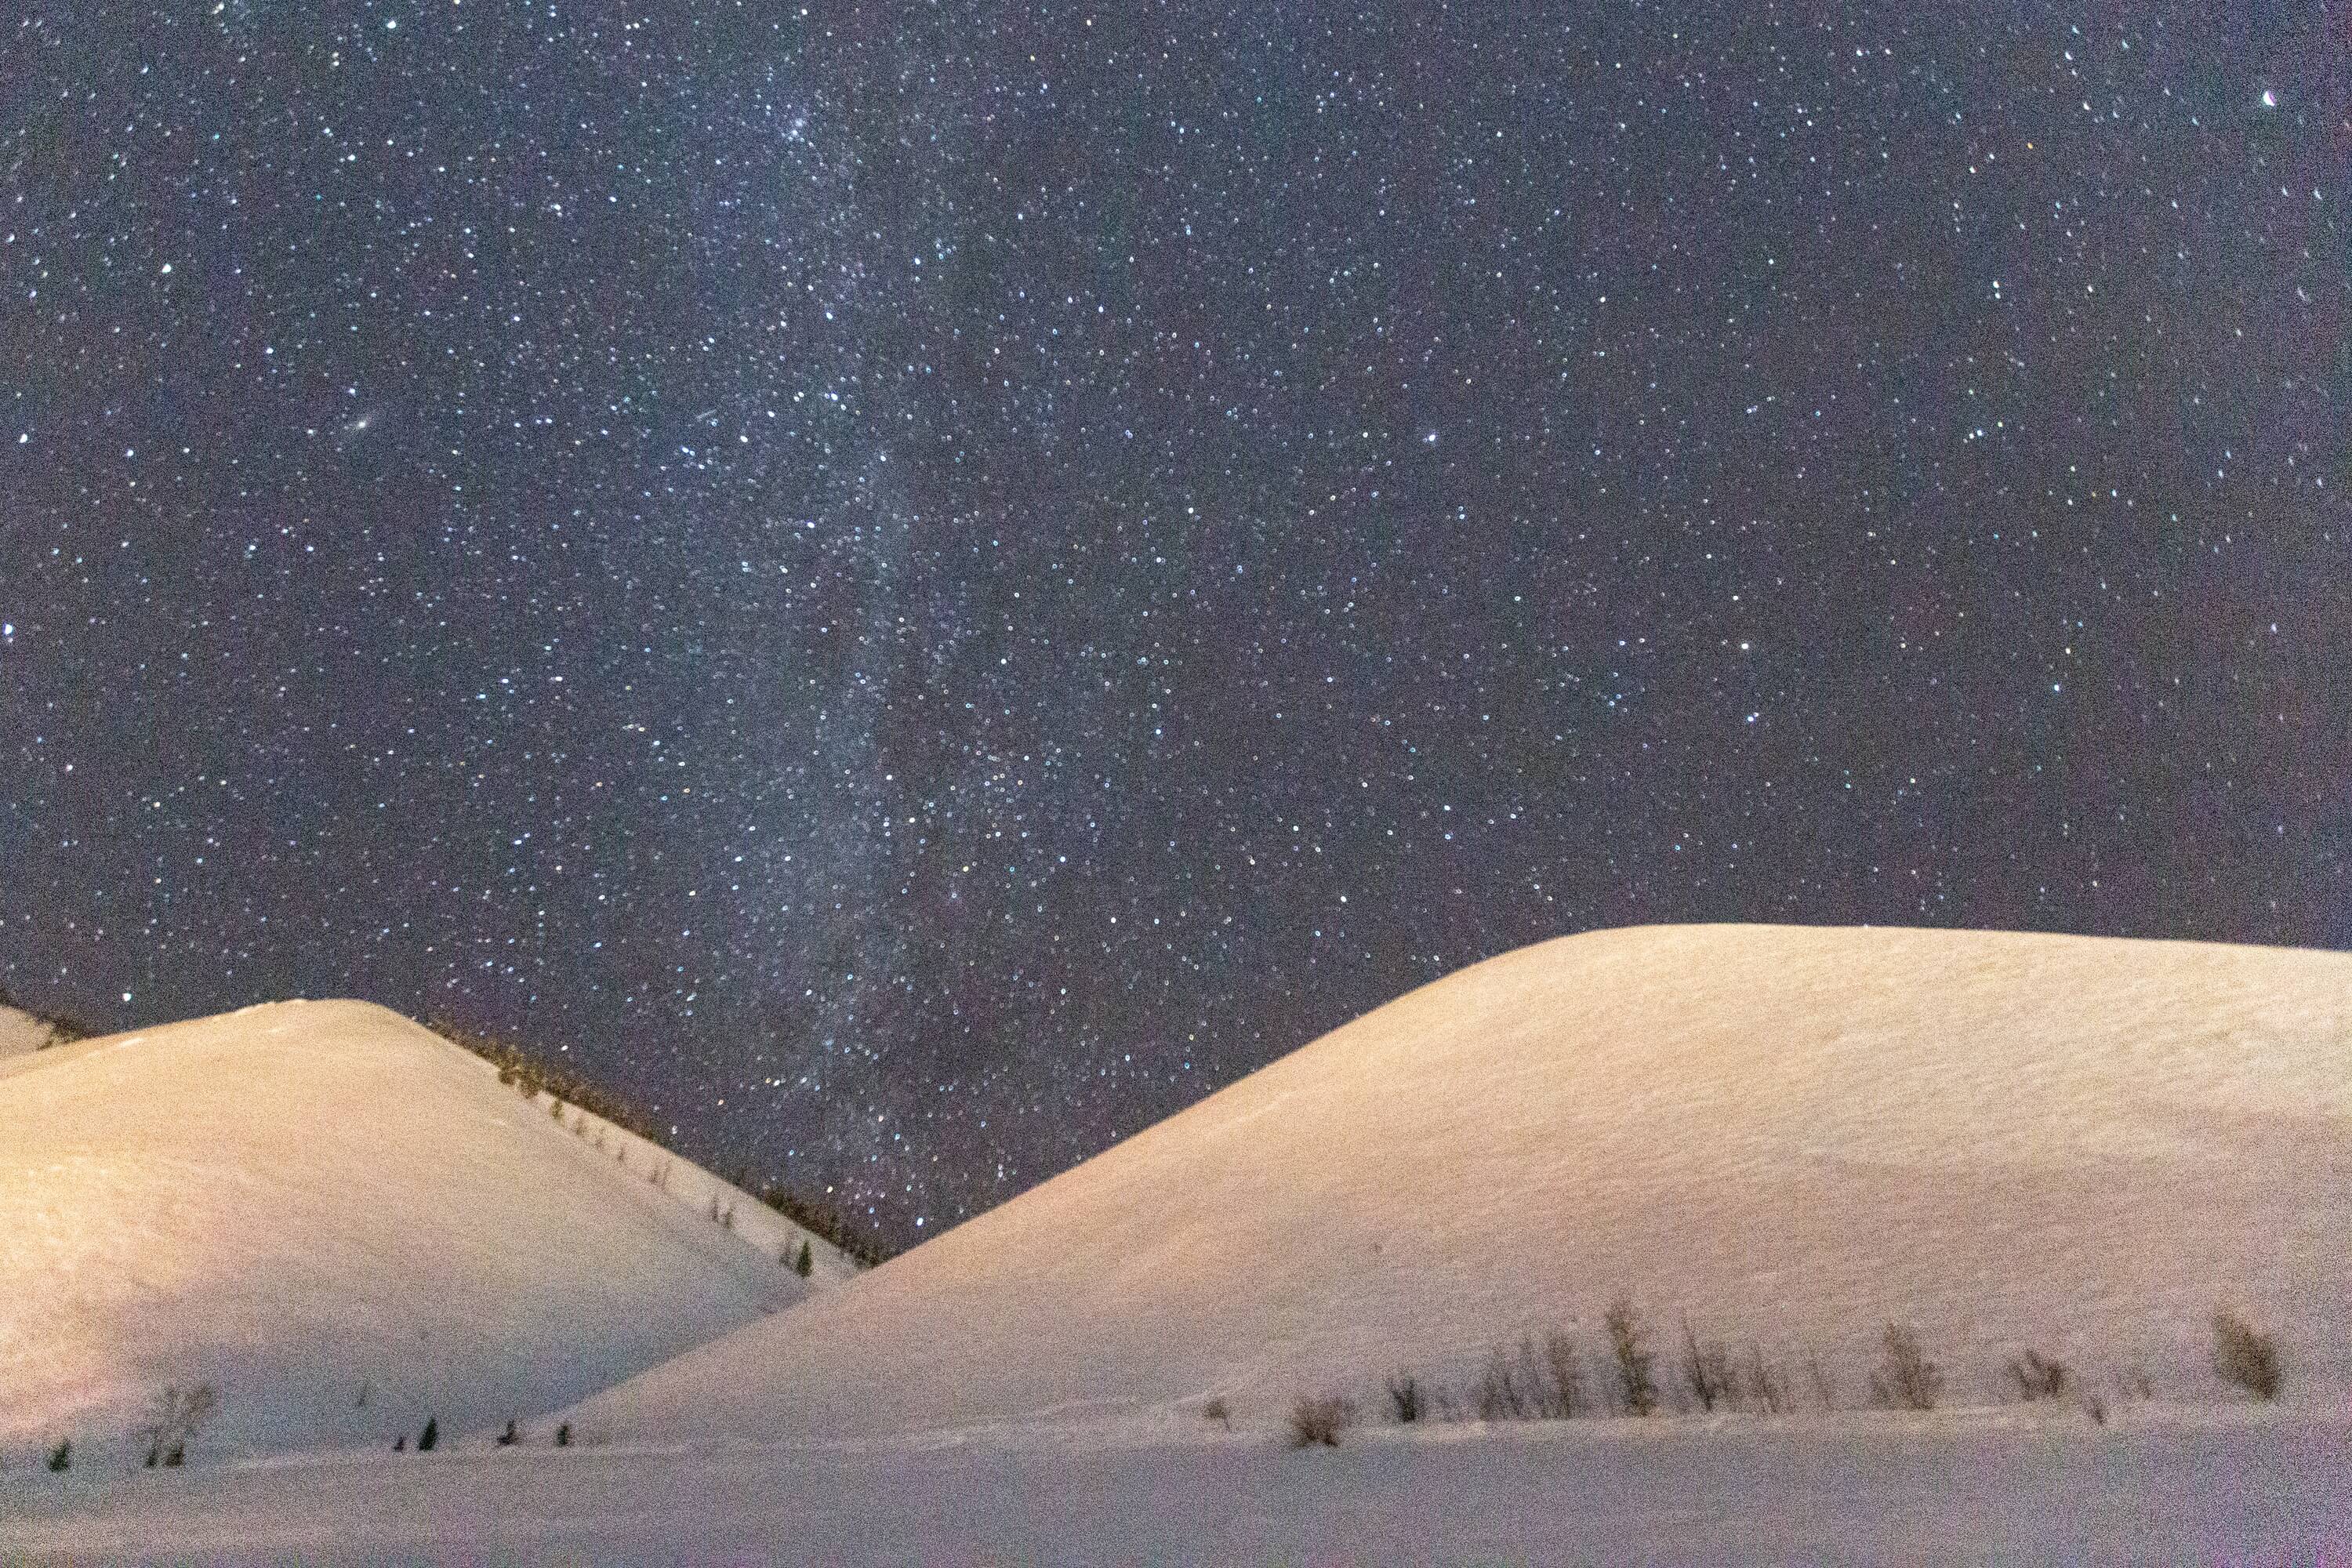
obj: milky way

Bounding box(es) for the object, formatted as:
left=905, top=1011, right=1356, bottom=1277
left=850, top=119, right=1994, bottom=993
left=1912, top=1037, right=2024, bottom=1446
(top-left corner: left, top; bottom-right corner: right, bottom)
left=2, top=2, right=2342, bottom=1246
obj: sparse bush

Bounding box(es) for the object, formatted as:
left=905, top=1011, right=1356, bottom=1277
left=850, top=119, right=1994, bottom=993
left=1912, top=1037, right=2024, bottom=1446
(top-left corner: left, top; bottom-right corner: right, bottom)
left=1869, top=1323, right=1943, bottom=1411
left=1806, top=1348, right=1838, bottom=1410
left=1542, top=1330, right=1586, bottom=1417
left=556, top=1422, right=571, bottom=1447
left=45, top=1438, right=70, bottom=1472
left=1606, top=1298, right=1659, bottom=1416
left=1474, top=1345, right=1527, bottom=1421
left=1288, top=1393, right=1357, bottom=1448
left=418, top=1416, right=438, bottom=1452
left=1201, top=1396, right=1231, bottom=1430
left=140, top=1384, right=217, bottom=1468
left=1679, top=1319, right=1733, bottom=1413
left=2007, top=1350, right=2070, bottom=1403
left=393, top=1433, right=406, bottom=1452
left=1737, top=1344, right=1787, bottom=1414
left=1385, top=1372, right=1422, bottom=1423
left=2211, top=1308, right=2281, bottom=1400
left=496, top=1420, right=519, bottom=1447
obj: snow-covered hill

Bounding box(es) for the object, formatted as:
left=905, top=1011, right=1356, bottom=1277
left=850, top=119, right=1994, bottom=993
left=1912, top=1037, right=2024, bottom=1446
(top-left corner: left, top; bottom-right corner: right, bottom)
left=564, top=924, right=2352, bottom=1446
left=0, top=1000, right=66, bottom=1059
left=0, top=1000, right=855, bottom=1466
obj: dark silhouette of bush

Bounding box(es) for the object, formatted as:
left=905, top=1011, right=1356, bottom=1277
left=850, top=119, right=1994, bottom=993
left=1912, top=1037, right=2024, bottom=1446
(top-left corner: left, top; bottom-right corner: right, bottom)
left=2211, top=1308, right=2281, bottom=1400
left=794, top=1240, right=815, bottom=1277
left=555, top=1422, right=572, bottom=1447
left=417, top=1416, right=439, bottom=1452
left=393, top=1434, right=407, bottom=1452
left=1869, top=1323, right=1943, bottom=1410
left=2007, top=1350, right=2070, bottom=1403
left=1385, top=1372, right=1422, bottom=1423
left=496, top=1420, right=519, bottom=1446
left=1201, top=1396, right=1231, bottom=1430
left=1288, top=1394, right=1357, bottom=1447
left=1679, top=1319, right=1733, bottom=1413
left=1606, top=1298, right=1659, bottom=1415
left=45, top=1438, right=70, bottom=1472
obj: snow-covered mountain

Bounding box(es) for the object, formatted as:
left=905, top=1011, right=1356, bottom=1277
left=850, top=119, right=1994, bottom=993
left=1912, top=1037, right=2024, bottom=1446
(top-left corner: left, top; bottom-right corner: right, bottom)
left=0, top=1000, right=855, bottom=1466
left=564, top=924, right=2352, bottom=1446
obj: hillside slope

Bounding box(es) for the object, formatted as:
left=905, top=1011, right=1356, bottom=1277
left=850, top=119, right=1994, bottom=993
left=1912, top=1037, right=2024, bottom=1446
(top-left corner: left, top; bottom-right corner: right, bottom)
left=565, top=924, right=2352, bottom=1446
left=0, top=1000, right=854, bottom=1465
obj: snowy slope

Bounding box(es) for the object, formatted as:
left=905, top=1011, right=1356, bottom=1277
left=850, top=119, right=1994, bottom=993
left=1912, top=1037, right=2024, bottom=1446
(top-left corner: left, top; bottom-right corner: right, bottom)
left=0, top=1000, right=854, bottom=1466
left=9, top=1406, right=2349, bottom=1566
left=565, top=924, right=2352, bottom=1446
left=0, top=1001, right=62, bottom=1059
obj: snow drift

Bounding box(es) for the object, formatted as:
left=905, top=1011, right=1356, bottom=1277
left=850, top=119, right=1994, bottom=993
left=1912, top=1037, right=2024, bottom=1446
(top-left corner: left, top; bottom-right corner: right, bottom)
left=0, top=1000, right=853, bottom=1465
left=564, top=924, right=2352, bottom=1446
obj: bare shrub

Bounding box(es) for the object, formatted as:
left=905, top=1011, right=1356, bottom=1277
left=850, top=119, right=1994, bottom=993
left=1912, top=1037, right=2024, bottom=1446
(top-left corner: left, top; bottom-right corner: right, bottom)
left=2211, top=1309, right=2281, bottom=1401
left=141, top=1384, right=217, bottom=1468
left=1869, top=1323, right=1943, bottom=1411
left=1385, top=1372, right=1422, bottom=1423
left=1738, top=1344, right=1788, bottom=1414
left=1542, top=1329, right=1587, bottom=1417
left=2007, top=1350, right=2070, bottom=1403
left=1806, top=1348, right=1838, bottom=1410
left=1605, top=1298, right=1659, bottom=1416
left=1679, top=1319, right=1733, bottom=1413
left=45, top=1439, right=71, bottom=1472
left=1288, top=1393, right=1357, bottom=1448
left=1201, top=1396, right=1232, bottom=1430
left=1474, top=1346, right=1527, bottom=1421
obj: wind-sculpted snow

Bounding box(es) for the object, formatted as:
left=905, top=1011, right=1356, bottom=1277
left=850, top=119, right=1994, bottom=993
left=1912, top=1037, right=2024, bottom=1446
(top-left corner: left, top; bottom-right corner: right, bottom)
left=0, top=1000, right=852, bottom=1465
left=565, top=924, right=2352, bottom=1446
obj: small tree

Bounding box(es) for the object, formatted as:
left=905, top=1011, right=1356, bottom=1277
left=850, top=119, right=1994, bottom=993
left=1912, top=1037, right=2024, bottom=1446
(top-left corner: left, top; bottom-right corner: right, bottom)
left=1385, top=1372, right=1422, bottom=1423
left=1288, top=1393, right=1356, bottom=1447
left=2211, top=1308, right=2281, bottom=1401
left=793, top=1240, right=814, bottom=1277
left=418, top=1416, right=439, bottom=1452
left=1200, top=1396, right=1232, bottom=1430
left=555, top=1422, right=572, bottom=1447
left=1869, top=1323, right=1943, bottom=1411
left=1679, top=1319, right=1733, bottom=1413
left=45, top=1438, right=71, bottom=1472
left=2007, top=1351, right=2069, bottom=1403
left=1606, top=1298, right=1659, bottom=1415
left=496, top=1420, right=519, bottom=1446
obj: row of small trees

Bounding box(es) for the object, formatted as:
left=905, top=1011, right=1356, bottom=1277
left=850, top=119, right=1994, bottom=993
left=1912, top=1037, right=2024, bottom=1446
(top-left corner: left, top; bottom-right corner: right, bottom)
left=1287, top=1302, right=2287, bottom=1446
left=426, top=1015, right=894, bottom=1267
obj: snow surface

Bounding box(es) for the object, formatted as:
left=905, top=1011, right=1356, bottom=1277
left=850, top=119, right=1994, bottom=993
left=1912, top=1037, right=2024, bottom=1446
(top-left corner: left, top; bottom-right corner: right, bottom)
left=0, top=1003, right=60, bottom=1059
left=565, top=924, right=2352, bottom=1448
left=6, top=1406, right=2347, bottom=1565
left=0, top=1000, right=855, bottom=1467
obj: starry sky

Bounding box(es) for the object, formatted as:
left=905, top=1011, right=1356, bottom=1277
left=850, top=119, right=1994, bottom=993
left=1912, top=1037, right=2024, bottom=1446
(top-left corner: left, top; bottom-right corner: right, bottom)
left=2, top=1, right=2343, bottom=1246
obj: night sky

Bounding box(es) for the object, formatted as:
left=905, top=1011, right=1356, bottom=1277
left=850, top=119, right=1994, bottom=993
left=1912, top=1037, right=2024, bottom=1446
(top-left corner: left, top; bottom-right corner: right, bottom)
left=2, top=2, right=2342, bottom=1245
